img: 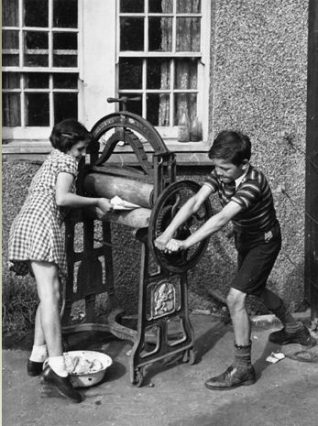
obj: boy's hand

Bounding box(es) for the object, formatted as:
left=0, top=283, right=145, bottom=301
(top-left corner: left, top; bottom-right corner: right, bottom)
left=165, top=239, right=186, bottom=252
left=97, top=198, right=113, bottom=214
left=154, top=234, right=170, bottom=251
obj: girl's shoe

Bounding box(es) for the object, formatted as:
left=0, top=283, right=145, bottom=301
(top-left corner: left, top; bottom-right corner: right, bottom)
left=42, top=365, right=83, bottom=403
left=27, top=360, right=44, bottom=376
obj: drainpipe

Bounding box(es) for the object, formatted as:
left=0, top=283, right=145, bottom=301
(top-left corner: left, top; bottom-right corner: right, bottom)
left=305, top=0, right=318, bottom=328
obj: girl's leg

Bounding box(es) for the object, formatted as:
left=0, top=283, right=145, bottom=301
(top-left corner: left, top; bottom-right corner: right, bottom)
left=29, top=305, right=48, bottom=365
left=30, top=261, right=82, bottom=402
left=31, top=261, right=63, bottom=357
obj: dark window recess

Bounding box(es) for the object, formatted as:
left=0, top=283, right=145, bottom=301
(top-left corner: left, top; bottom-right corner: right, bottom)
left=147, top=93, right=170, bottom=126
left=119, top=58, right=142, bottom=89
left=53, top=73, right=78, bottom=89
left=25, top=73, right=49, bottom=88
left=53, top=32, right=77, bottom=50
left=120, top=18, right=144, bottom=51
left=54, top=93, right=78, bottom=124
left=24, top=0, right=48, bottom=27
left=2, top=73, right=20, bottom=89
left=53, top=0, right=77, bottom=28
left=53, top=54, right=77, bottom=67
left=120, top=0, right=144, bottom=13
left=149, top=18, right=172, bottom=52
left=3, top=93, right=21, bottom=126
left=149, top=0, right=172, bottom=13
left=2, top=0, right=19, bottom=26
left=147, top=59, right=170, bottom=90
left=26, top=93, right=49, bottom=126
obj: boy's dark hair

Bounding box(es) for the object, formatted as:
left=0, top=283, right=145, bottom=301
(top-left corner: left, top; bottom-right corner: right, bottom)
left=50, top=119, right=91, bottom=153
left=208, top=131, right=251, bottom=165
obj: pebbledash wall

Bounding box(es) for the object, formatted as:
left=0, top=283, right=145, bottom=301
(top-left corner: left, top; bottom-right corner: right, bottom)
left=197, top=0, right=308, bottom=311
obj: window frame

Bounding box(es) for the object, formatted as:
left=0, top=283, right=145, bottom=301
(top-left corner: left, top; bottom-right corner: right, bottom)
left=2, top=0, right=81, bottom=140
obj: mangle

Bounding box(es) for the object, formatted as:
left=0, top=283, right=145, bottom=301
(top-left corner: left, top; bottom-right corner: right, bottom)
left=62, top=100, right=212, bottom=386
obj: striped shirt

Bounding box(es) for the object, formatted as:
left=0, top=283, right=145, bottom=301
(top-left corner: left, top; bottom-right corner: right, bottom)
left=203, top=165, right=277, bottom=234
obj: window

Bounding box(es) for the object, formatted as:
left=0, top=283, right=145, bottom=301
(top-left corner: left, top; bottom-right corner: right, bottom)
left=2, top=0, right=79, bottom=135
left=118, top=0, right=210, bottom=139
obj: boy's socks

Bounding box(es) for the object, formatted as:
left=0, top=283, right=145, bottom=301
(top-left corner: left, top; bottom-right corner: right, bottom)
left=48, top=356, right=68, bottom=377
left=29, top=344, right=48, bottom=363
left=233, top=342, right=252, bottom=368
left=270, top=301, right=300, bottom=328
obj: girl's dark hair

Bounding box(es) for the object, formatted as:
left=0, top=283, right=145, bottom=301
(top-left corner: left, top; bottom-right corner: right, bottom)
left=49, top=119, right=91, bottom=153
left=208, top=131, right=251, bottom=165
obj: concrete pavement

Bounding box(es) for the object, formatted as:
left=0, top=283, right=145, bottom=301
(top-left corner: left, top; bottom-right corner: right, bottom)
left=2, top=315, right=318, bottom=426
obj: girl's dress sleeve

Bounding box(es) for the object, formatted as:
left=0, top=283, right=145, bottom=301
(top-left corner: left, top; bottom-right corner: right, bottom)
left=58, top=155, right=78, bottom=177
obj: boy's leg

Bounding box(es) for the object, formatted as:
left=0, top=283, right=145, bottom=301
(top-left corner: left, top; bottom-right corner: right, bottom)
left=260, top=288, right=316, bottom=347
left=205, top=288, right=255, bottom=390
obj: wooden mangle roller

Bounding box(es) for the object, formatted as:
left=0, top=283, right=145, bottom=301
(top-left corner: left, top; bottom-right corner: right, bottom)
left=62, top=102, right=213, bottom=386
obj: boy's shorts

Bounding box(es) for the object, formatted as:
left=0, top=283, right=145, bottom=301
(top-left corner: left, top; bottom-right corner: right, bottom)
left=231, top=221, right=282, bottom=296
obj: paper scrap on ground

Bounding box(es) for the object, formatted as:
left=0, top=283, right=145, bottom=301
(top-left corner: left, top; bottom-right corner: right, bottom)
left=266, top=352, right=285, bottom=364
left=110, top=195, right=140, bottom=210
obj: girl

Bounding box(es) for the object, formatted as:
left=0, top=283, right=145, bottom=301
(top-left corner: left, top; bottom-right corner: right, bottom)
left=8, top=119, right=112, bottom=403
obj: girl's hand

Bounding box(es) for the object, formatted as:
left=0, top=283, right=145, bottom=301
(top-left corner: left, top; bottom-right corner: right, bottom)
left=97, top=198, right=113, bottom=214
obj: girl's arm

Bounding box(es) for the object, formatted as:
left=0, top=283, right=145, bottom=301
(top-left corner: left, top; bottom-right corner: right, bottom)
left=56, top=172, right=112, bottom=213
left=154, top=184, right=213, bottom=250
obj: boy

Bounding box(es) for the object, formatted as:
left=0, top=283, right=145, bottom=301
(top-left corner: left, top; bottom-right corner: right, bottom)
left=155, top=131, right=315, bottom=390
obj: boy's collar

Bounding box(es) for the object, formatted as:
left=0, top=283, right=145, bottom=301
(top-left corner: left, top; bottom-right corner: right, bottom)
left=235, top=164, right=250, bottom=188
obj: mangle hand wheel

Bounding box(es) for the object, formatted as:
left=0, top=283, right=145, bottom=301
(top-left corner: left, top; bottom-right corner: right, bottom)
left=149, top=180, right=213, bottom=273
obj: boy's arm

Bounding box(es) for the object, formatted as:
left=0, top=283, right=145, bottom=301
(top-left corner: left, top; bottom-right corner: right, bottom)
left=166, top=200, right=243, bottom=251
left=154, top=184, right=213, bottom=250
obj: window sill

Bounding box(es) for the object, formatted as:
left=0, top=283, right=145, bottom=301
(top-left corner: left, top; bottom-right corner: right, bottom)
left=2, top=139, right=211, bottom=165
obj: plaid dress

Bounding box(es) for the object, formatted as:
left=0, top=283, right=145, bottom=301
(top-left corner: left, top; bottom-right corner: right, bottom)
left=8, top=149, right=78, bottom=278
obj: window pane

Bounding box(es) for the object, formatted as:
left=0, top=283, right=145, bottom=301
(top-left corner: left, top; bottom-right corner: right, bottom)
left=25, top=73, right=49, bottom=88
left=3, top=30, right=19, bottom=49
left=53, top=32, right=77, bottom=67
left=174, top=59, right=197, bottom=89
left=2, top=55, right=19, bottom=66
left=53, top=73, right=78, bottom=89
left=174, top=93, right=197, bottom=125
left=24, top=0, right=48, bottom=27
left=24, top=31, right=48, bottom=66
left=147, top=59, right=170, bottom=90
left=149, top=0, right=172, bottom=13
left=147, top=93, right=170, bottom=126
left=177, top=0, right=201, bottom=13
left=118, top=93, right=142, bottom=115
left=176, top=18, right=200, bottom=52
left=53, top=32, right=77, bottom=49
left=120, top=0, right=144, bottom=13
left=2, top=73, right=20, bottom=89
left=3, top=93, right=21, bottom=126
left=120, top=18, right=144, bottom=51
left=3, top=0, right=19, bottom=26
left=119, top=58, right=142, bottom=89
left=25, top=93, right=49, bottom=126
left=53, top=0, right=77, bottom=28
left=149, top=18, right=172, bottom=52
left=54, top=93, right=78, bottom=124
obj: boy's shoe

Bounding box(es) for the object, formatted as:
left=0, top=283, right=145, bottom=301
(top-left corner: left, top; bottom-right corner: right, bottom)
left=204, top=365, right=256, bottom=391
left=27, top=360, right=44, bottom=377
left=42, top=365, right=83, bottom=403
left=269, top=326, right=316, bottom=347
